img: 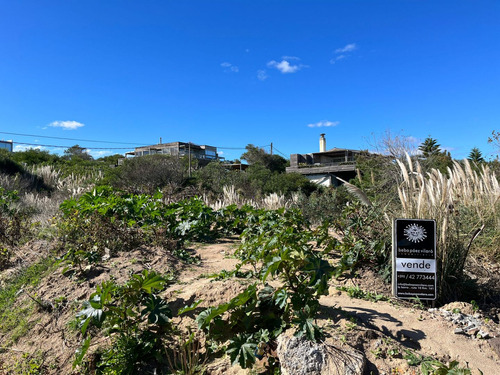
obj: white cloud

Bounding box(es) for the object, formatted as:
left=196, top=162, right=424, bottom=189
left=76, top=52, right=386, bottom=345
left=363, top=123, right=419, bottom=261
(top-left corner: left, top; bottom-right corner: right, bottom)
left=330, top=55, right=346, bottom=64
left=14, top=145, right=44, bottom=152
left=281, top=55, right=300, bottom=61
left=307, top=120, right=340, bottom=128
left=331, top=43, right=357, bottom=64
left=87, top=149, right=113, bottom=158
left=335, top=43, right=357, bottom=54
left=257, top=69, right=268, bottom=81
left=221, top=62, right=239, bottom=72
left=267, top=59, right=302, bottom=74
left=49, top=120, right=84, bottom=130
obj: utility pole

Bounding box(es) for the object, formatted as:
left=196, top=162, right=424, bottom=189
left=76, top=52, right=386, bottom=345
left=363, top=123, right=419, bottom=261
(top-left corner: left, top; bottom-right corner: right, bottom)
left=188, top=143, right=191, bottom=178
left=270, top=142, right=273, bottom=155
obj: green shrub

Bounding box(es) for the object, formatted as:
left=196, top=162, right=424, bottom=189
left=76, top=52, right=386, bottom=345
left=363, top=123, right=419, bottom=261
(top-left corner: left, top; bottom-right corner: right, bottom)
left=197, top=208, right=335, bottom=370
left=0, top=188, right=34, bottom=270
left=107, top=154, right=186, bottom=194
left=74, top=270, right=176, bottom=373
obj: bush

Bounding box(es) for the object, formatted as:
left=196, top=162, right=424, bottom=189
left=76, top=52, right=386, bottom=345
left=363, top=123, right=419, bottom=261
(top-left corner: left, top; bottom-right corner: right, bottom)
left=107, top=155, right=186, bottom=194
left=0, top=188, right=34, bottom=270
left=198, top=208, right=335, bottom=370
left=0, top=151, right=52, bottom=193
left=294, top=187, right=349, bottom=224
left=74, top=270, right=176, bottom=373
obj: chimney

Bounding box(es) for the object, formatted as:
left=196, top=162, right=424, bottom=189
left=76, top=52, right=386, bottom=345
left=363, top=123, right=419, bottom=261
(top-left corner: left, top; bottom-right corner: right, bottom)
left=159, top=137, right=162, bottom=144
left=319, top=133, right=326, bottom=152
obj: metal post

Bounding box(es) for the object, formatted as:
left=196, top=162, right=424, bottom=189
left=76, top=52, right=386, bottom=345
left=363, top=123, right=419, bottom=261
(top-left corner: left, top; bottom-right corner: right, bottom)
left=270, top=142, right=273, bottom=155
left=188, top=143, right=191, bottom=178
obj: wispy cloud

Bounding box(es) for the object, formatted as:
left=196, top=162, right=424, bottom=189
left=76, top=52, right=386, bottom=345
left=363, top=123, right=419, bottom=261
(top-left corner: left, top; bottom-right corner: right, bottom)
left=307, top=120, right=340, bottom=128
left=331, top=43, right=357, bottom=64
left=267, top=58, right=304, bottom=74
left=14, top=145, right=44, bottom=152
left=48, top=120, right=84, bottom=130
left=257, top=69, right=268, bottom=81
left=221, top=62, right=239, bottom=73
left=330, top=55, right=346, bottom=64
left=335, top=43, right=357, bottom=54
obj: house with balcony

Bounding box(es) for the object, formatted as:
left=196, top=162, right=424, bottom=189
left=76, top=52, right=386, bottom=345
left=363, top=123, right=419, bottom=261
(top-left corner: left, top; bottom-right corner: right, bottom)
left=286, top=134, right=361, bottom=187
left=126, top=140, right=220, bottom=166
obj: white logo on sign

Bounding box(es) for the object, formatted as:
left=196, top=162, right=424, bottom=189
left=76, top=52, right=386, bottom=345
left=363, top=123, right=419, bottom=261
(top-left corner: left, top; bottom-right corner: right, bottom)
left=404, top=223, right=427, bottom=243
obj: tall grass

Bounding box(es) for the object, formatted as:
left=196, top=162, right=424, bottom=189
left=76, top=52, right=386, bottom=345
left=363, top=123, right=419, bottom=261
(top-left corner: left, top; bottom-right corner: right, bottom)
left=205, top=185, right=299, bottom=211
left=397, top=154, right=500, bottom=300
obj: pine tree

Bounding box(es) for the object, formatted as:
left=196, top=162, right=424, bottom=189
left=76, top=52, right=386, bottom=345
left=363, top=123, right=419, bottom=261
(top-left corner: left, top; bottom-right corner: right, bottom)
left=418, top=137, right=441, bottom=158
left=468, top=147, right=484, bottom=164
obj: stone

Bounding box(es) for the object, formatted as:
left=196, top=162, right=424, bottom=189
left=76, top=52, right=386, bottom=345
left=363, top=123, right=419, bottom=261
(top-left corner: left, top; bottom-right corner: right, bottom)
left=454, top=328, right=465, bottom=334
left=277, top=330, right=366, bottom=375
left=489, top=337, right=500, bottom=359
left=477, top=330, right=490, bottom=339
left=466, top=327, right=479, bottom=336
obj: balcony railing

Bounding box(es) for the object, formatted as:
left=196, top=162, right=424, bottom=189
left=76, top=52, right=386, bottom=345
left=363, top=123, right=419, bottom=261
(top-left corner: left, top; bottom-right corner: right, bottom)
left=297, top=160, right=356, bottom=168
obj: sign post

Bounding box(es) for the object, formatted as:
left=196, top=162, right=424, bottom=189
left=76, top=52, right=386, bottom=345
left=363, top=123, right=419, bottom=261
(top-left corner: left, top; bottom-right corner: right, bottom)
left=392, top=219, right=437, bottom=300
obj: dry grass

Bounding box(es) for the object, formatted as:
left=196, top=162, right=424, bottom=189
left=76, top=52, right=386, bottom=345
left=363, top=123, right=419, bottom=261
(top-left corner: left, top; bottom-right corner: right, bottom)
left=397, top=154, right=500, bottom=299
left=205, top=185, right=299, bottom=211
left=30, top=165, right=102, bottom=197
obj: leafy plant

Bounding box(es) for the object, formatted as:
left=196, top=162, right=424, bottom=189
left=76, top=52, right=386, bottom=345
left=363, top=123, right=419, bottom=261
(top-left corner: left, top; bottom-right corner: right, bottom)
left=73, top=270, right=174, bottom=373
left=197, top=208, right=335, bottom=370
left=337, top=286, right=388, bottom=302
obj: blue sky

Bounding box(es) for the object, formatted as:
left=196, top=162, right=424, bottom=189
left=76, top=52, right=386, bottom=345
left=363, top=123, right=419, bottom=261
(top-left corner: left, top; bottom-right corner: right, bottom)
left=1, top=0, right=499, bottom=161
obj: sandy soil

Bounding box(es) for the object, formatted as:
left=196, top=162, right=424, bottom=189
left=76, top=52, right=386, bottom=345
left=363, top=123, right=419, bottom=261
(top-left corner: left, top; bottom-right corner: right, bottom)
left=1, top=238, right=499, bottom=374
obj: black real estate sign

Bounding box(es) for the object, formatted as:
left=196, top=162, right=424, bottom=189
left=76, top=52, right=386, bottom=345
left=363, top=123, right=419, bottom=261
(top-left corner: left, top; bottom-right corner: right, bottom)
left=392, top=219, right=437, bottom=300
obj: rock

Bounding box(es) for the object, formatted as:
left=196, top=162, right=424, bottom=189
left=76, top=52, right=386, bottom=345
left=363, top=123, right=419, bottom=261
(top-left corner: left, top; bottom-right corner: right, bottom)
left=277, top=330, right=366, bottom=375
left=489, top=337, right=500, bottom=359
left=466, top=327, right=479, bottom=336
left=477, top=330, right=490, bottom=339
left=454, top=328, right=465, bottom=334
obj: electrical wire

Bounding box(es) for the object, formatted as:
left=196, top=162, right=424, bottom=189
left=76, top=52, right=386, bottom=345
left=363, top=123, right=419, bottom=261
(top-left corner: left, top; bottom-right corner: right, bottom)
left=13, top=142, right=134, bottom=150
left=0, top=131, right=140, bottom=145
left=272, top=146, right=288, bottom=157
left=0, top=130, right=269, bottom=152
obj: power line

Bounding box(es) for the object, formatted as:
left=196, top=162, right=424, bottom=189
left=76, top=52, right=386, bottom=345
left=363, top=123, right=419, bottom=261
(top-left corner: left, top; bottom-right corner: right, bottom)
left=13, top=142, right=133, bottom=150
left=0, top=131, right=140, bottom=145
left=0, top=130, right=267, bottom=151
left=273, top=146, right=288, bottom=158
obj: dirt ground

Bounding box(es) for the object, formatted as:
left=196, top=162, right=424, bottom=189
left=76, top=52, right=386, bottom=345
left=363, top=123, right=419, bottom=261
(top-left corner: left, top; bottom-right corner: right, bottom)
left=1, top=238, right=500, bottom=374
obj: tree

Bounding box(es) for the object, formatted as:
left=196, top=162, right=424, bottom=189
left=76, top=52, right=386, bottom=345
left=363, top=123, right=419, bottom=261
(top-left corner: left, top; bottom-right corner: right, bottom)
left=367, top=130, right=419, bottom=159
left=418, top=137, right=441, bottom=158
left=488, top=130, right=500, bottom=154
left=240, top=144, right=287, bottom=173
left=468, top=147, right=484, bottom=164
left=10, top=148, right=60, bottom=166
left=97, top=154, right=125, bottom=165
left=63, top=144, right=93, bottom=161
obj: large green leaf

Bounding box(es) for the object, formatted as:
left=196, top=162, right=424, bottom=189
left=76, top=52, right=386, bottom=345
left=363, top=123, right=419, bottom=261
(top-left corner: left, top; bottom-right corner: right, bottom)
left=227, top=334, right=257, bottom=369
left=77, top=298, right=106, bottom=334
left=129, top=270, right=166, bottom=294
left=141, top=294, right=172, bottom=325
